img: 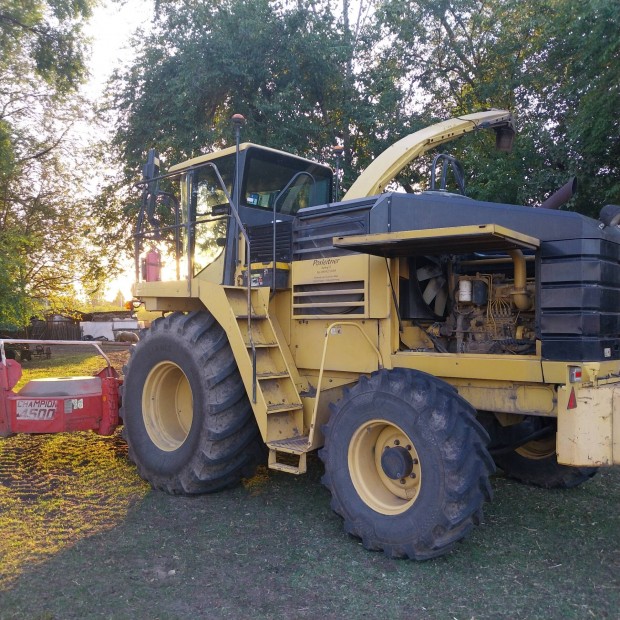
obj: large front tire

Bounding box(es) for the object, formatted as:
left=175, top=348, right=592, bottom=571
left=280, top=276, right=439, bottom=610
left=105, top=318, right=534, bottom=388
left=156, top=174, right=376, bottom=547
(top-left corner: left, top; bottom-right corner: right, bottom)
left=320, top=368, right=494, bottom=560
left=121, top=311, right=264, bottom=494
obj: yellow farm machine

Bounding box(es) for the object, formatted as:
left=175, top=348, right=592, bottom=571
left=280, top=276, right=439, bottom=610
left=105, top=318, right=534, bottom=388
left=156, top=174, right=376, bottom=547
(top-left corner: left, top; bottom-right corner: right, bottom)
left=3, top=110, right=619, bottom=559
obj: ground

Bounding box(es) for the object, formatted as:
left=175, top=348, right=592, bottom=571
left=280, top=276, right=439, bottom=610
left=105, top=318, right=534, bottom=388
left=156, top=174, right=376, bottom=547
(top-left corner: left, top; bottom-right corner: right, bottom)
left=0, top=349, right=618, bottom=619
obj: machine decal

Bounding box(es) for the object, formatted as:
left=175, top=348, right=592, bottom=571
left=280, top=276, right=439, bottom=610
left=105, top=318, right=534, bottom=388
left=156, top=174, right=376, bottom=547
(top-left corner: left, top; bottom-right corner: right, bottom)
left=16, top=399, right=57, bottom=421
left=311, top=257, right=342, bottom=283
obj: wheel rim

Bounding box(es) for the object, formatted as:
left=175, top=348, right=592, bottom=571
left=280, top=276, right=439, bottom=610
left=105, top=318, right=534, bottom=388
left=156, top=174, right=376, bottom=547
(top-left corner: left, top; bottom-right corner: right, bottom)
left=516, top=435, right=556, bottom=460
left=141, top=361, right=193, bottom=451
left=348, top=419, right=422, bottom=515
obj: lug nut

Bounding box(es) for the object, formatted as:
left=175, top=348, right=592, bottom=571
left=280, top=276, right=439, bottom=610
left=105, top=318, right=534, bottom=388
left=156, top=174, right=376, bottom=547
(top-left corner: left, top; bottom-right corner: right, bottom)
left=412, top=458, right=419, bottom=465
left=399, top=479, right=406, bottom=484
left=406, top=445, right=412, bottom=451
left=394, top=439, right=400, bottom=446
left=409, top=472, right=416, bottom=479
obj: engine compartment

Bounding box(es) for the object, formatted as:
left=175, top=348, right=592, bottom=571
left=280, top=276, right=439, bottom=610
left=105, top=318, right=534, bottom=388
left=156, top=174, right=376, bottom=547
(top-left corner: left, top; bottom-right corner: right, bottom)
left=400, top=252, right=537, bottom=355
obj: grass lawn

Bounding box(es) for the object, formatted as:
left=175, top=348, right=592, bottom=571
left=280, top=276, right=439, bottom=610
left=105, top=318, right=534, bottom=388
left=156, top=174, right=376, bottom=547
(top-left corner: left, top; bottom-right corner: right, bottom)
left=0, top=351, right=618, bottom=619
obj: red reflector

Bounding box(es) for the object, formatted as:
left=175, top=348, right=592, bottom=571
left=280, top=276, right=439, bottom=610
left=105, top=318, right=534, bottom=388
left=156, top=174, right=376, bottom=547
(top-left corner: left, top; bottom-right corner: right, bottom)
left=567, top=387, right=578, bottom=410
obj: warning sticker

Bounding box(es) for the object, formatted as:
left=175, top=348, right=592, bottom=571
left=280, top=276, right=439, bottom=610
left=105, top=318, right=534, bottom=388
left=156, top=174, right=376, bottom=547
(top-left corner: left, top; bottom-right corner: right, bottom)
left=16, top=399, right=57, bottom=421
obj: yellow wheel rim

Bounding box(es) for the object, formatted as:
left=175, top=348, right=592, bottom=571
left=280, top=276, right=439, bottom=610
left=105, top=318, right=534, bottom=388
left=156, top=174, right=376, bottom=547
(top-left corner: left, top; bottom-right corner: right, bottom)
left=141, top=361, right=193, bottom=451
left=348, top=419, right=422, bottom=515
left=516, top=434, right=556, bottom=460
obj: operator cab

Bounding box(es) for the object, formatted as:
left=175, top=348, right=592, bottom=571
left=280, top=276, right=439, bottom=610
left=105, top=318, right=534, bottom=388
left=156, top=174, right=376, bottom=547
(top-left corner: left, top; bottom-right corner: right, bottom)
left=135, top=143, right=333, bottom=284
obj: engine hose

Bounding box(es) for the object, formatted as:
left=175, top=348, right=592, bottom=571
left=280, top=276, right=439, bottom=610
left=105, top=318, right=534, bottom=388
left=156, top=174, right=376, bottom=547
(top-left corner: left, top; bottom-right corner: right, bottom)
left=497, top=338, right=534, bottom=346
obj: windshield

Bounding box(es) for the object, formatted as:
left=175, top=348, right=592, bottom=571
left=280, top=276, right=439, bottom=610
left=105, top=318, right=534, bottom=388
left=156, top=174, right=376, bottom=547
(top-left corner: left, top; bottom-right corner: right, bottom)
left=243, top=148, right=332, bottom=214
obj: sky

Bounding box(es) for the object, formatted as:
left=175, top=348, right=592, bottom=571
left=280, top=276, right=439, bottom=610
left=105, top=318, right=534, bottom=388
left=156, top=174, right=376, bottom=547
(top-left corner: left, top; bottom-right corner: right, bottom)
left=84, top=0, right=153, bottom=99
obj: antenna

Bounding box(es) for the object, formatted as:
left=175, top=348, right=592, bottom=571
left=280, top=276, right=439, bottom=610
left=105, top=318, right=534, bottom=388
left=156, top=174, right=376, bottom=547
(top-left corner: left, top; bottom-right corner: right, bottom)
left=333, top=144, right=344, bottom=201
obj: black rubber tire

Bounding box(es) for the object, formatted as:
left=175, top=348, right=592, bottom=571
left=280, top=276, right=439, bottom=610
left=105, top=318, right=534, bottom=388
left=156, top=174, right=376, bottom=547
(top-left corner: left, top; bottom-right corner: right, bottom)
left=121, top=311, right=265, bottom=494
left=482, top=414, right=597, bottom=489
left=320, top=368, right=494, bottom=560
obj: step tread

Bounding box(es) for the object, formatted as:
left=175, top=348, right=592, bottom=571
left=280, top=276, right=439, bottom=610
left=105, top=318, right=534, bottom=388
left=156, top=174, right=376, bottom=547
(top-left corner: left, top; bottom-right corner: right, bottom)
left=268, top=462, right=305, bottom=475
left=267, top=435, right=310, bottom=453
left=257, top=371, right=291, bottom=380
left=266, top=402, right=302, bottom=414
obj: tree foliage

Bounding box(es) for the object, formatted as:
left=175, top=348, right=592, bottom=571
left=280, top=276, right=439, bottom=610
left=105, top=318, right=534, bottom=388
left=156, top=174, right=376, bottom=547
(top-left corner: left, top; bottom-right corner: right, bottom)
left=109, top=0, right=411, bottom=177
left=98, top=0, right=426, bottom=252
left=0, top=0, right=106, bottom=328
left=2, top=0, right=616, bottom=327
left=378, top=0, right=620, bottom=213
left=105, top=0, right=619, bottom=224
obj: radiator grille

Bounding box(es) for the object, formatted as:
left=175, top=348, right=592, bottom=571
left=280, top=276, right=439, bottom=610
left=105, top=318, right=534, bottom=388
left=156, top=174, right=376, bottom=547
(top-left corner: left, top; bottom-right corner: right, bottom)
left=247, top=222, right=292, bottom=263
left=293, top=280, right=366, bottom=317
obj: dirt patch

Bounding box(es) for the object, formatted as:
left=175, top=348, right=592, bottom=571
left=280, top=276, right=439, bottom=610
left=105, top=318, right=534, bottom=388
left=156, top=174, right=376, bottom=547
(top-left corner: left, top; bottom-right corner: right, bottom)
left=102, top=348, right=132, bottom=375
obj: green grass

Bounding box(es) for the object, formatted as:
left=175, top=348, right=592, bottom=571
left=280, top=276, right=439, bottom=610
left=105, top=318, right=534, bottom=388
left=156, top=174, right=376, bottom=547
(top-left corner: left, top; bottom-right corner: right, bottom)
left=13, top=351, right=112, bottom=390
left=0, top=352, right=618, bottom=619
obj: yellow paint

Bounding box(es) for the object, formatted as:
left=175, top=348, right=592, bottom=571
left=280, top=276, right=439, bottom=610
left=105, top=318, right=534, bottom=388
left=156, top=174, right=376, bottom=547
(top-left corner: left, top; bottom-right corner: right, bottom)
left=196, top=283, right=305, bottom=446
left=542, top=360, right=620, bottom=384
left=334, top=224, right=539, bottom=254
left=168, top=142, right=320, bottom=173
left=449, top=380, right=556, bottom=416
left=291, top=320, right=380, bottom=374
left=557, top=382, right=620, bottom=466
left=392, top=351, right=544, bottom=383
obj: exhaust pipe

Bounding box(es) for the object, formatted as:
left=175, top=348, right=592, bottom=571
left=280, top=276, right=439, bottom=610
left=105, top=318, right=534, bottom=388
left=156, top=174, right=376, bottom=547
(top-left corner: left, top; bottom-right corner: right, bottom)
left=538, top=177, right=577, bottom=210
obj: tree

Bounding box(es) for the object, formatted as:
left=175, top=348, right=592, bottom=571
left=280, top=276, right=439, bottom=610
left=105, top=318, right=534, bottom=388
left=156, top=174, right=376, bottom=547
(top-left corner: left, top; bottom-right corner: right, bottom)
left=101, top=0, right=416, bottom=230
left=0, top=0, right=106, bottom=328
left=376, top=0, right=620, bottom=214
left=0, top=0, right=92, bottom=93
left=102, top=0, right=619, bottom=262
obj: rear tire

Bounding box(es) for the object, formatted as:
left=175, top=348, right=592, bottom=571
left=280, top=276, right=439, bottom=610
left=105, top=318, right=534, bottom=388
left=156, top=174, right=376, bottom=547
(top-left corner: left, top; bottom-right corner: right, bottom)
left=121, top=311, right=265, bottom=494
left=481, top=414, right=597, bottom=489
left=320, top=368, right=494, bottom=559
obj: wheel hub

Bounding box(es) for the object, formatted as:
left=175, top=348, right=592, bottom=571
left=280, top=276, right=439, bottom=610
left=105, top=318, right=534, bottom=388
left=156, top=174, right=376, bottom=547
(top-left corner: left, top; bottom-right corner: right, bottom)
left=381, top=446, right=414, bottom=480
left=141, top=361, right=193, bottom=452
left=348, top=419, right=422, bottom=515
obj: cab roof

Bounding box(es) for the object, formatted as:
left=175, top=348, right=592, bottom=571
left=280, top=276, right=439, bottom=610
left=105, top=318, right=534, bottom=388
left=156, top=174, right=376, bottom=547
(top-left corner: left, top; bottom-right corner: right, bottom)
left=168, top=142, right=331, bottom=174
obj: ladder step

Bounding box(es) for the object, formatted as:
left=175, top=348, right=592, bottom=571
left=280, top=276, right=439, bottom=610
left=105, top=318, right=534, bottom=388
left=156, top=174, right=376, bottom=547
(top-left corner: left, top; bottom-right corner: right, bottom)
left=268, top=461, right=306, bottom=475
left=267, top=435, right=310, bottom=454
left=257, top=371, right=291, bottom=380
left=266, top=402, right=302, bottom=414
left=267, top=443, right=308, bottom=475
left=236, top=314, right=268, bottom=320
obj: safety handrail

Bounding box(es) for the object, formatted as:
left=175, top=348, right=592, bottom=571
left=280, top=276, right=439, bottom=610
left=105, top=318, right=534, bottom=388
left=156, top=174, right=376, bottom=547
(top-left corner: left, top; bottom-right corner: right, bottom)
left=308, top=322, right=384, bottom=446
left=200, top=163, right=256, bottom=403
left=135, top=160, right=257, bottom=403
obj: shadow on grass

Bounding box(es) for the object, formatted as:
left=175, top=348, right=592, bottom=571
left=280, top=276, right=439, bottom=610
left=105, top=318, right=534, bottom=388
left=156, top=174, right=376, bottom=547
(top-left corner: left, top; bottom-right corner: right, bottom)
left=1, top=452, right=618, bottom=620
